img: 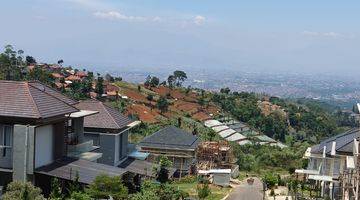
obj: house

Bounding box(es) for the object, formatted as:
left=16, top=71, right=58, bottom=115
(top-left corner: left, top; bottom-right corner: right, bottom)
left=138, top=126, right=199, bottom=177
left=0, top=80, right=129, bottom=194
left=75, top=100, right=139, bottom=166
left=66, top=75, right=81, bottom=82
left=75, top=71, right=88, bottom=78
left=295, top=128, right=360, bottom=199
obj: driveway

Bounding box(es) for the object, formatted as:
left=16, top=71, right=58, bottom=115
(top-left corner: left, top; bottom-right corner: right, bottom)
left=226, top=177, right=264, bottom=200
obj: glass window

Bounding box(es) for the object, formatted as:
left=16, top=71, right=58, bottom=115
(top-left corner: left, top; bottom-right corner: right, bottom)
left=1, top=125, right=12, bottom=157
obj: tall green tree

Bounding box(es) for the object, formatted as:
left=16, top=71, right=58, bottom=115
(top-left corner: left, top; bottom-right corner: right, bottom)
left=157, top=96, right=169, bottom=113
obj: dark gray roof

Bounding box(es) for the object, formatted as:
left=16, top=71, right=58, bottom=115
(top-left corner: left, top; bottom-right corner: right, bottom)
left=118, top=158, right=176, bottom=177
left=0, top=81, right=78, bottom=120
left=139, top=126, right=199, bottom=150
left=75, top=100, right=133, bottom=130
left=311, top=128, right=360, bottom=155
left=35, top=157, right=127, bottom=185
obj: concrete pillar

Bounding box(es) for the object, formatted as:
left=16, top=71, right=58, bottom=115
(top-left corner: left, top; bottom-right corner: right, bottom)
left=321, top=181, right=325, bottom=197
left=73, top=117, right=84, bottom=143
left=12, top=125, right=35, bottom=182
left=329, top=182, right=333, bottom=199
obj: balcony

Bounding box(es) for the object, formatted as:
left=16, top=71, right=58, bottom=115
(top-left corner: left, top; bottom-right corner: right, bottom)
left=67, top=139, right=102, bottom=162
left=0, top=146, right=12, bottom=170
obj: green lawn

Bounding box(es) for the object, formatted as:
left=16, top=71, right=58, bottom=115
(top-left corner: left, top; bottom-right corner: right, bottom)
left=173, top=182, right=231, bottom=200
left=114, top=81, right=157, bottom=96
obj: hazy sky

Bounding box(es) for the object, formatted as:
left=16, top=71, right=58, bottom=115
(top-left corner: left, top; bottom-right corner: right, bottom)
left=0, top=0, right=359, bottom=74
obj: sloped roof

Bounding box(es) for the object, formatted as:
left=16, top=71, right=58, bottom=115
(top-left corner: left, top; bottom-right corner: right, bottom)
left=29, top=82, right=77, bottom=105
left=0, top=80, right=78, bottom=120
left=139, top=126, right=199, bottom=150
left=311, top=128, right=360, bottom=155
left=75, top=100, right=133, bottom=130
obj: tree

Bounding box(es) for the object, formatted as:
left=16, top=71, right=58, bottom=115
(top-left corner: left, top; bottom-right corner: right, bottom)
left=147, top=94, right=154, bottom=101
left=197, top=182, right=211, bottom=200
left=2, top=181, right=46, bottom=200
left=69, top=191, right=92, bottom=200
left=173, top=70, right=187, bottom=87
left=167, top=75, right=176, bottom=88
left=157, top=96, right=169, bottom=113
left=155, top=155, right=173, bottom=184
left=105, top=73, right=115, bottom=82
left=220, top=87, right=231, bottom=94
left=86, top=174, right=128, bottom=200
left=95, top=75, right=104, bottom=98
left=130, top=181, right=187, bottom=200
left=57, top=59, right=64, bottom=66
left=26, top=56, right=36, bottom=65
left=49, top=178, right=63, bottom=199
left=150, top=76, right=160, bottom=87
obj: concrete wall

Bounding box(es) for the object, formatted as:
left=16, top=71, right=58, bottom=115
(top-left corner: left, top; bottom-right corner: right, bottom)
left=90, top=130, right=129, bottom=166
left=121, top=131, right=128, bottom=159
left=213, top=173, right=231, bottom=187
left=98, top=134, right=116, bottom=166
left=35, top=125, right=54, bottom=168
left=12, top=125, right=35, bottom=182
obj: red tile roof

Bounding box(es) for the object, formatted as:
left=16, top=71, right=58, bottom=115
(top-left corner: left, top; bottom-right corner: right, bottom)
left=66, top=75, right=81, bottom=81
left=75, top=71, right=88, bottom=78
left=0, top=81, right=79, bottom=120
left=51, top=73, right=64, bottom=79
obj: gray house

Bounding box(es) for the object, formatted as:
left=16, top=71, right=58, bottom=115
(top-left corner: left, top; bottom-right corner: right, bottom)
left=0, top=81, right=128, bottom=193
left=138, top=126, right=199, bottom=176
left=295, top=128, right=360, bottom=199
left=75, top=100, right=138, bottom=166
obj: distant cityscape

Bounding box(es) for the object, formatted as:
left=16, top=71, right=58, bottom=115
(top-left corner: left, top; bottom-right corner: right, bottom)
left=110, top=67, right=360, bottom=109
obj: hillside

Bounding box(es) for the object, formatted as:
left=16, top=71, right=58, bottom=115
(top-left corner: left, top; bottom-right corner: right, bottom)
left=1, top=44, right=357, bottom=177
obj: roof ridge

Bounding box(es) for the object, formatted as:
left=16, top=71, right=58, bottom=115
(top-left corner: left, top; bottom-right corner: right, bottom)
left=29, top=81, right=78, bottom=105
left=101, top=101, right=121, bottom=129
left=25, top=82, right=41, bottom=118
left=28, top=83, right=79, bottom=113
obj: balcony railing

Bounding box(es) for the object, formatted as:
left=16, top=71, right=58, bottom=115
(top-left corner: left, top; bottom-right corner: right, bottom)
left=0, top=146, right=12, bottom=169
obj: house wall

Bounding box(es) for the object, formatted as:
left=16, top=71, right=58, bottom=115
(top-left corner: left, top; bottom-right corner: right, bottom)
left=145, top=151, right=194, bottom=172
left=12, top=125, right=35, bottom=182
left=35, top=125, right=54, bottom=168
left=88, top=130, right=129, bottom=166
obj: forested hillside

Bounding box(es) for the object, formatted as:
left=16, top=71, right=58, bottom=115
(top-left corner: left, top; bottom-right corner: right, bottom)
left=0, top=44, right=355, bottom=175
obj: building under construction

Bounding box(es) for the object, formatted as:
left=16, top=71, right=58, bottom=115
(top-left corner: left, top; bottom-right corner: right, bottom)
left=196, top=141, right=238, bottom=172
left=339, top=138, right=360, bottom=200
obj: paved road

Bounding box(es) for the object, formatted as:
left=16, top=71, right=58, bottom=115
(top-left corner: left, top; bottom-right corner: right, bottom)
left=226, top=177, right=264, bottom=200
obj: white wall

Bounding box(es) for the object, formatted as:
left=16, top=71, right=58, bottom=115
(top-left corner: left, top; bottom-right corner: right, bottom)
left=35, top=125, right=54, bottom=168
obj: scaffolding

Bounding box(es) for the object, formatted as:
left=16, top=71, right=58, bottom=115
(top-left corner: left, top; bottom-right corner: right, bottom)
left=196, top=141, right=237, bottom=170
left=339, top=139, right=360, bottom=200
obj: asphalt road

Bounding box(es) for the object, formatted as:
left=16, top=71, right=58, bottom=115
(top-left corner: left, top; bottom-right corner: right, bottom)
left=226, top=177, right=264, bottom=200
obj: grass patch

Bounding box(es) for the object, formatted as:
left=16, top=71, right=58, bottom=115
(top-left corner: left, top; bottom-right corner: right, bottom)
left=173, top=182, right=231, bottom=200
left=115, top=81, right=157, bottom=96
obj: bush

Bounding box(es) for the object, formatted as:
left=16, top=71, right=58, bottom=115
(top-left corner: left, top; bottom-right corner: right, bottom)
left=197, top=183, right=211, bottom=200
left=3, top=181, right=46, bottom=200
left=86, top=174, right=128, bottom=200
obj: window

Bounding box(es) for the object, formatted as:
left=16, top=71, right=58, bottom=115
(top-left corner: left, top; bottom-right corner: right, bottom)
left=0, top=125, right=12, bottom=157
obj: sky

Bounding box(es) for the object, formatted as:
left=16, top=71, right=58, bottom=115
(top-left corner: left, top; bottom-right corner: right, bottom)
left=0, top=0, right=359, bottom=75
